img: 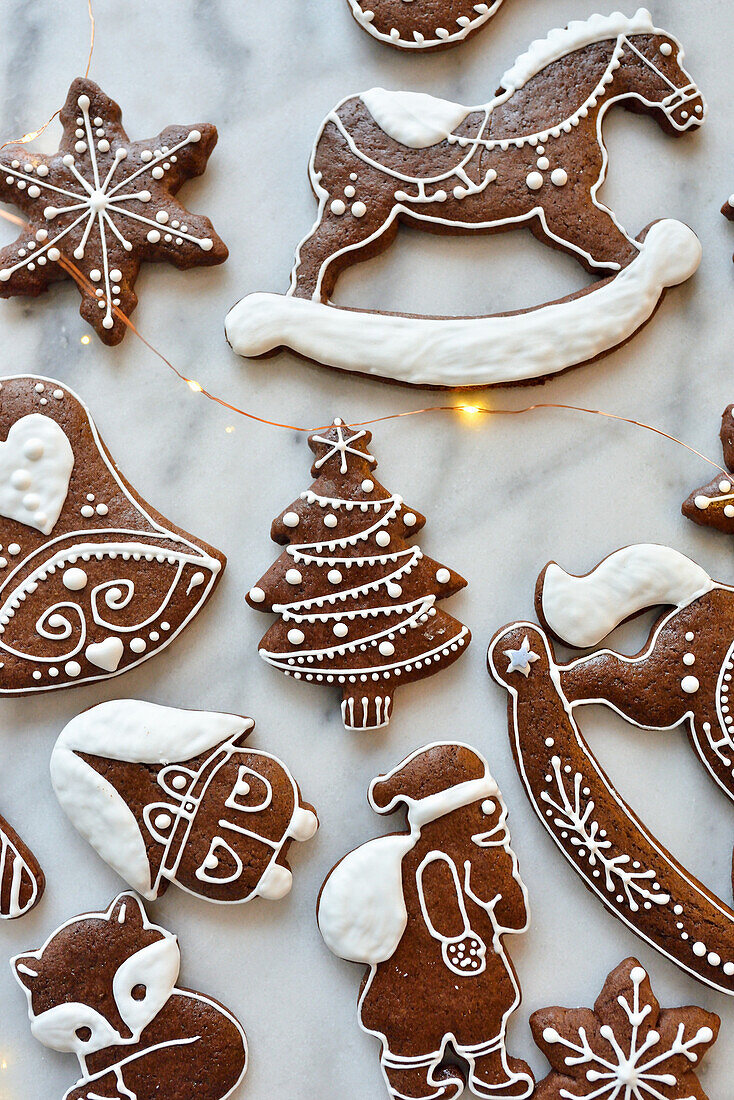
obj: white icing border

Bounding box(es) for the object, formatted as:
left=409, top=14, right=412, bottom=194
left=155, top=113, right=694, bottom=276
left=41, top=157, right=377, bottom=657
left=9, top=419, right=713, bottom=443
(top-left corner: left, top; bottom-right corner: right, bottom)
left=346, top=0, right=504, bottom=51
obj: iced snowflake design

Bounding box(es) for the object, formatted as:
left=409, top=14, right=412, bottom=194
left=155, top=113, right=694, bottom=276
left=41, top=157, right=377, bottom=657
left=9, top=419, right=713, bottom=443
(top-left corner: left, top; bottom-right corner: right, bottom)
left=311, top=418, right=378, bottom=475
left=0, top=77, right=227, bottom=344
left=532, top=958, right=719, bottom=1099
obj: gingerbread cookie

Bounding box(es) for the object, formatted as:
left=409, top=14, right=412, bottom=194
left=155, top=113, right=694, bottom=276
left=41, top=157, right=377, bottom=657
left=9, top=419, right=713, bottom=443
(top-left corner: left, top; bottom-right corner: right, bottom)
left=227, top=11, right=704, bottom=388
left=318, top=742, right=534, bottom=1099
left=0, top=812, right=44, bottom=919
left=0, top=77, right=227, bottom=344
left=723, top=194, right=734, bottom=258
left=346, top=0, right=505, bottom=51
left=531, top=957, right=719, bottom=1099
left=683, top=404, right=734, bottom=533
left=0, top=375, right=225, bottom=694
left=51, top=699, right=318, bottom=904
left=489, top=544, right=734, bottom=998
left=11, top=892, right=248, bottom=1100
left=246, top=418, right=470, bottom=731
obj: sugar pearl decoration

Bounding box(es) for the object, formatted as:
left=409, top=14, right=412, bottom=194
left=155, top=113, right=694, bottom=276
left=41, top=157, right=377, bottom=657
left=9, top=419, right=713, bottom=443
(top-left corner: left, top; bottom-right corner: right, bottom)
left=63, top=567, right=88, bottom=591
left=288, top=628, right=305, bottom=645
left=324, top=514, right=338, bottom=528
left=376, top=531, right=390, bottom=547
left=681, top=675, right=699, bottom=694
left=436, top=568, right=451, bottom=584
left=333, top=622, right=349, bottom=638
left=551, top=168, right=568, bottom=186
left=362, top=479, right=374, bottom=492
left=286, top=569, right=302, bottom=585
left=403, top=512, right=417, bottom=527
left=328, top=569, right=343, bottom=584
left=249, top=586, right=266, bottom=602
left=283, top=511, right=300, bottom=528
left=526, top=171, right=544, bottom=191
left=379, top=641, right=395, bottom=657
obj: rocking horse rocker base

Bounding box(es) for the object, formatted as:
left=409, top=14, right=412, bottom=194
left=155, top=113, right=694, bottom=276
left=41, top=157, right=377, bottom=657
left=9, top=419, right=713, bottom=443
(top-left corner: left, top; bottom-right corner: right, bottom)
left=226, top=219, right=700, bottom=389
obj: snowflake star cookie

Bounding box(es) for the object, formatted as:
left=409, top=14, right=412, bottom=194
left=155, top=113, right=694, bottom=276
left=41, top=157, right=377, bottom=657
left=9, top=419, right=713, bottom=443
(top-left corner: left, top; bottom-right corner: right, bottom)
left=51, top=700, right=318, bottom=905
left=0, top=77, right=227, bottom=344
left=318, top=742, right=534, bottom=1099
left=531, top=957, right=719, bottom=1099
left=346, top=0, right=506, bottom=52
left=489, top=544, right=734, bottom=998
left=0, top=375, right=225, bottom=694
left=227, top=10, right=704, bottom=388
left=246, top=418, right=470, bottom=730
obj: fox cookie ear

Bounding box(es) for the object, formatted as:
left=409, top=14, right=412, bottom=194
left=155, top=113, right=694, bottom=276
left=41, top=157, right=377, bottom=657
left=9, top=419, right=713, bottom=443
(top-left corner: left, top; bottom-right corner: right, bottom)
left=11, top=954, right=41, bottom=991
left=108, top=892, right=148, bottom=929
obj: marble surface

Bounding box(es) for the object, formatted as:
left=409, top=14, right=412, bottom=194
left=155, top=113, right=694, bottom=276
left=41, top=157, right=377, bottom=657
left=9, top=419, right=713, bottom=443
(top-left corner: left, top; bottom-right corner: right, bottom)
left=0, top=0, right=733, bottom=1095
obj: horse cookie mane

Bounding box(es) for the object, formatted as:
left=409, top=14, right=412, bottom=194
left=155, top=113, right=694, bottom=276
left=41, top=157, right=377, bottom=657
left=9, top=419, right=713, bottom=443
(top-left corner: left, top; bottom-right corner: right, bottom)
left=501, top=8, right=657, bottom=92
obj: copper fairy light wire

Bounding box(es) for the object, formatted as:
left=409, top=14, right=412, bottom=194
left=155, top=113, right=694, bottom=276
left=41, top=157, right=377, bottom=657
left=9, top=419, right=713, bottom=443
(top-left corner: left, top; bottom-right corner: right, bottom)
left=0, top=0, right=725, bottom=473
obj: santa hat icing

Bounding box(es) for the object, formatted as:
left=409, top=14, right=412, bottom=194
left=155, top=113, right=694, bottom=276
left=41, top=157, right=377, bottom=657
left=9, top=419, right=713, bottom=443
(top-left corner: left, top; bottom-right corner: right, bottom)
left=51, top=700, right=318, bottom=903
left=369, top=742, right=498, bottom=827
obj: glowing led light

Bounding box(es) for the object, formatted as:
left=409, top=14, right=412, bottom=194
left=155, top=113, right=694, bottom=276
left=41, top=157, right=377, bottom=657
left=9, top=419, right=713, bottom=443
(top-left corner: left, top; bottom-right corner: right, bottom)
left=186, top=379, right=203, bottom=393
left=461, top=405, right=481, bottom=415
left=225, top=425, right=235, bottom=433
left=80, top=334, right=91, bottom=345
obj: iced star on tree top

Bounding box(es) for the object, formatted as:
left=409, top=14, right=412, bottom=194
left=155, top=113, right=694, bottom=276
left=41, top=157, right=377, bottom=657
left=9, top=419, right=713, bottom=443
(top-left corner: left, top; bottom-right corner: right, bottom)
left=0, top=77, right=228, bottom=344
left=531, top=957, right=719, bottom=1100
left=504, top=636, right=540, bottom=678
left=309, top=417, right=378, bottom=476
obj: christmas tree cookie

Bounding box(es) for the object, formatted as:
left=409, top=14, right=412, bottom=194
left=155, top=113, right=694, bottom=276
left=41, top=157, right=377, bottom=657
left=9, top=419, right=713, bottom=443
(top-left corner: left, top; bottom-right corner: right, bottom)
left=247, top=419, right=470, bottom=730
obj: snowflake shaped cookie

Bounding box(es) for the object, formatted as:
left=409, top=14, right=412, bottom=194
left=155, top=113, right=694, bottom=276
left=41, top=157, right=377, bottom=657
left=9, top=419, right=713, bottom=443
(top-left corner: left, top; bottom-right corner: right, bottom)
left=531, top=957, right=719, bottom=1099
left=0, top=77, right=227, bottom=344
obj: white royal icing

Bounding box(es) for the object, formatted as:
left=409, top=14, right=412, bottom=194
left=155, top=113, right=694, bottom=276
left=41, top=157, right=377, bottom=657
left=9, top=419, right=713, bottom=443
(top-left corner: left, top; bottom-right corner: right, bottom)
left=360, top=89, right=470, bottom=150
left=541, top=544, right=714, bottom=648
left=0, top=414, right=74, bottom=534
left=346, top=0, right=504, bottom=50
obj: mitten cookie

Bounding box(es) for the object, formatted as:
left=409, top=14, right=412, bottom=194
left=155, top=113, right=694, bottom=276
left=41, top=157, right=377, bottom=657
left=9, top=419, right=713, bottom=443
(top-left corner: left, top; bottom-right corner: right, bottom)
left=11, top=893, right=248, bottom=1100
left=227, top=11, right=704, bottom=388
left=51, top=699, right=318, bottom=904
left=683, top=404, right=734, bottom=532
left=318, top=742, right=534, bottom=1099
left=0, top=77, right=227, bottom=344
left=0, top=375, right=225, bottom=694
left=489, top=544, right=734, bottom=998
left=0, top=812, right=44, bottom=919
left=246, top=418, right=470, bottom=731
left=531, top=958, right=719, bottom=1099
left=346, top=0, right=505, bottom=51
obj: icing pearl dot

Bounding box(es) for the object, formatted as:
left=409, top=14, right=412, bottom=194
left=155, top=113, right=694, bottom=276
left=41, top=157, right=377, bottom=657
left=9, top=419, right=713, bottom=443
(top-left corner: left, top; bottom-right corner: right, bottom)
left=80, top=505, right=95, bottom=518
left=333, top=622, right=349, bottom=637
left=7, top=543, right=20, bottom=555
left=708, top=952, right=721, bottom=966
left=130, top=638, right=146, bottom=653
left=345, top=186, right=356, bottom=198
left=660, top=41, right=673, bottom=55
left=110, top=269, right=122, bottom=281
left=725, top=962, right=734, bottom=976
left=537, top=156, right=550, bottom=170
left=436, top=568, right=451, bottom=584
left=683, top=652, right=695, bottom=666
left=249, top=586, right=265, bottom=602
left=379, top=641, right=395, bottom=657
left=63, top=567, right=88, bottom=591
left=328, top=569, right=343, bottom=584
left=526, top=171, right=544, bottom=190
left=24, top=439, right=44, bottom=460
left=64, top=661, right=81, bottom=677
left=147, top=229, right=161, bottom=244
left=156, top=211, right=169, bottom=224
left=685, top=632, right=694, bottom=642
left=681, top=675, right=699, bottom=694
left=330, top=199, right=346, bottom=216
left=154, top=813, right=172, bottom=830
left=286, top=569, right=302, bottom=585
left=152, top=166, right=164, bottom=180
left=283, top=511, right=300, bottom=528
left=351, top=201, right=367, bottom=217
left=551, top=168, right=568, bottom=186
left=90, top=269, right=101, bottom=282
left=324, top=514, right=338, bottom=528
left=171, top=775, right=187, bottom=790
left=288, top=628, right=305, bottom=645
left=376, top=531, right=390, bottom=547
left=387, top=582, right=402, bottom=598
left=726, top=505, right=734, bottom=519
left=96, top=503, right=108, bottom=516
left=693, top=941, right=707, bottom=958
left=720, top=480, right=732, bottom=493
left=362, top=479, right=374, bottom=492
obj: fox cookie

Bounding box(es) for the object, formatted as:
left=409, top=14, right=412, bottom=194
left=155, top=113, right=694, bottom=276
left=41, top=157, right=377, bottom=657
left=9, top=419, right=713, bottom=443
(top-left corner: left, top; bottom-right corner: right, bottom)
left=0, top=77, right=228, bottom=344
left=531, top=957, right=720, bottom=1099
left=489, top=544, right=734, bottom=998
left=247, top=418, right=470, bottom=731
left=227, top=10, right=704, bottom=388
left=683, top=404, right=734, bottom=533
left=346, top=0, right=505, bottom=51
left=51, top=699, right=318, bottom=904
left=0, top=812, right=44, bottom=919
left=0, top=375, right=225, bottom=694
left=318, top=742, right=534, bottom=1099
left=11, top=892, right=248, bottom=1100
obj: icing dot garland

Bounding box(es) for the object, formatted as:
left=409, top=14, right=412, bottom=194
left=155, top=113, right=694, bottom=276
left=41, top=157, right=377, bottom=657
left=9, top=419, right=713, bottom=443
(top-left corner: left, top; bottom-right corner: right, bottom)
left=247, top=419, right=470, bottom=731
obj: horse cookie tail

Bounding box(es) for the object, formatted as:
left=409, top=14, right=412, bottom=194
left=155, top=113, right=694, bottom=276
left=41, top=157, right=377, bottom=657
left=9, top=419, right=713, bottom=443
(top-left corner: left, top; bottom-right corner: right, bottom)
left=345, top=0, right=505, bottom=51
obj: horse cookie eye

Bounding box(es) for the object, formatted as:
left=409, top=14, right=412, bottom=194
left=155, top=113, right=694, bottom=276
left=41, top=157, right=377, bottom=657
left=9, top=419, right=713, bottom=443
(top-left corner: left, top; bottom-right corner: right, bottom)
left=660, top=42, right=673, bottom=56
left=75, top=1026, right=92, bottom=1042
left=131, top=984, right=147, bottom=1001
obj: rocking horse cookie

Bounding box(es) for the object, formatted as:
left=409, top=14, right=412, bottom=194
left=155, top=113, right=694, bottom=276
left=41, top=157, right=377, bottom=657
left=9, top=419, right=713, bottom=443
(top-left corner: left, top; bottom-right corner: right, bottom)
left=227, top=9, right=705, bottom=389
left=11, top=893, right=248, bottom=1100
left=683, top=404, right=734, bottom=533
left=51, top=700, right=318, bottom=904
left=0, top=812, right=44, bottom=919
left=318, top=742, right=534, bottom=1099
left=345, top=0, right=505, bottom=52
left=0, top=375, right=225, bottom=694
left=489, top=544, right=734, bottom=999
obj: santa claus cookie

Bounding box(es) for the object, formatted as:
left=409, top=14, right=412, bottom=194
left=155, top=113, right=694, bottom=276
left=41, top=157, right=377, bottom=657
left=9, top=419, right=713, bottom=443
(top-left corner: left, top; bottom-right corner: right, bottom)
left=683, top=403, right=734, bottom=533
left=318, top=742, right=534, bottom=1099
left=226, top=10, right=704, bottom=388
left=489, top=544, right=734, bottom=998
left=0, top=77, right=227, bottom=344
left=346, top=0, right=505, bottom=51
left=0, top=375, right=225, bottom=695
left=0, top=812, right=44, bottom=920
left=531, top=957, right=719, bottom=1099
left=11, top=892, right=248, bottom=1100
left=51, top=699, right=318, bottom=904
left=246, top=418, right=470, bottom=731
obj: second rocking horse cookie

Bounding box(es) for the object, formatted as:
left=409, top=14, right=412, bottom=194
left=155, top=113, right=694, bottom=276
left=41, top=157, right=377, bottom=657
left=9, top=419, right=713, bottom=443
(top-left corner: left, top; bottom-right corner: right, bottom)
left=346, top=0, right=505, bottom=52
left=227, top=9, right=705, bottom=388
